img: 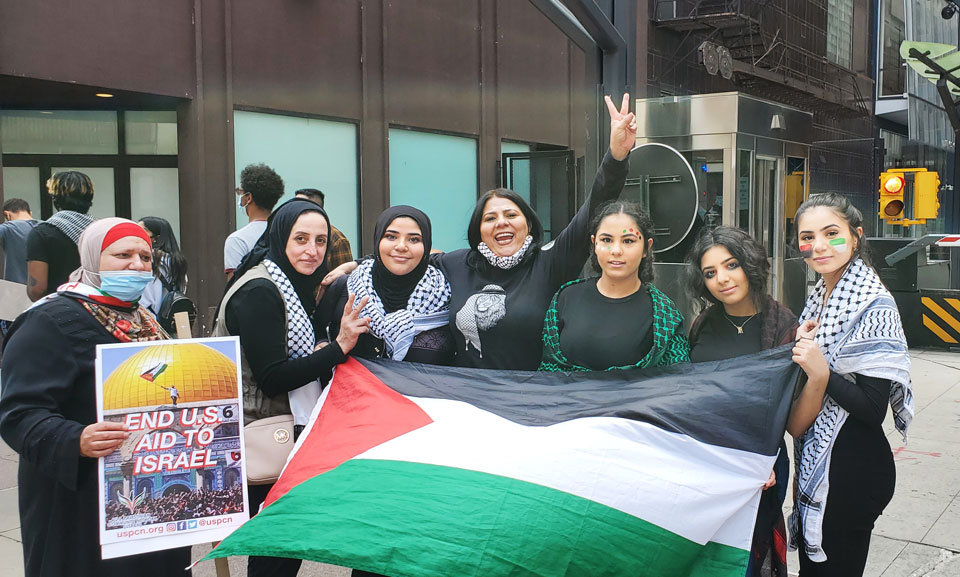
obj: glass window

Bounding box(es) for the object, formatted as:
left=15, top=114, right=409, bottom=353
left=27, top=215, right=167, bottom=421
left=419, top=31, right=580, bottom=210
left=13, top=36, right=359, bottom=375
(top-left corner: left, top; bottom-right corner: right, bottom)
left=1, top=167, right=42, bottom=218
left=737, top=150, right=752, bottom=232
left=1, top=111, right=118, bottom=154
left=234, top=110, right=359, bottom=254
left=389, top=128, right=478, bottom=251
left=501, top=141, right=532, bottom=202
left=879, top=0, right=906, bottom=96
left=125, top=111, right=178, bottom=155
left=51, top=167, right=116, bottom=219
left=826, top=0, right=854, bottom=69
left=131, top=168, right=181, bottom=239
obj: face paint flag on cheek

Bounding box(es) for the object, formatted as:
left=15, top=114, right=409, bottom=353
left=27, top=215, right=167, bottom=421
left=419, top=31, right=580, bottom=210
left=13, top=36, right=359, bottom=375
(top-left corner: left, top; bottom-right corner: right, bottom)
left=829, top=238, right=847, bottom=252
left=799, top=244, right=813, bottom=258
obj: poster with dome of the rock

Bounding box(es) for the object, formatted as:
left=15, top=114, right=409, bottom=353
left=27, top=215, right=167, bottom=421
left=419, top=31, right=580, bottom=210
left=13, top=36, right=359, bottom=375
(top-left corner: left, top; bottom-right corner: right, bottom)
left=94, top=336, right=249, bottom=559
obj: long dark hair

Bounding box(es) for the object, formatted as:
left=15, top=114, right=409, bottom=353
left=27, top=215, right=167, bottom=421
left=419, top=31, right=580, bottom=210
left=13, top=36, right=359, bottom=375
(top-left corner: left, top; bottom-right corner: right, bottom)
left=140, top=216, right=188, bottom=291
left=684, top=226, right=769, bottom=313
left=792, top=192, right=871, bottom=267
left=465, top=188, right=544, bottom=271
left=588, top=200, right=655, bottom=282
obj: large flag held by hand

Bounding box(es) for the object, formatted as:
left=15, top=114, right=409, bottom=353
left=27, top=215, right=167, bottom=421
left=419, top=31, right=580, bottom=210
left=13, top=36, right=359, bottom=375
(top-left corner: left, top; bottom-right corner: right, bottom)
left=202, top=346, right=800, bottom=576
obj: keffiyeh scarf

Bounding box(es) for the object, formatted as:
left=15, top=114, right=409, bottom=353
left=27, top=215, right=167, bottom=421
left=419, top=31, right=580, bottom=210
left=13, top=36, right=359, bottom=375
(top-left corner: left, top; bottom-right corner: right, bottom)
left=347, top=259, right=451, bottom=360
left=788, top=258, right=913, bottom=562
left=263, top=259, right=321, bottom=427
left=46, top=210, right=94, bottom=244
left=477, top=235, right=534, bottom=269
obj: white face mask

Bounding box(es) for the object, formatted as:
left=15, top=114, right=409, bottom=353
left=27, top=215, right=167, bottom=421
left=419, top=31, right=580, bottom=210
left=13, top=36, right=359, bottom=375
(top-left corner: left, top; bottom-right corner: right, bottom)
left=238, top=194, right=250, bottom=210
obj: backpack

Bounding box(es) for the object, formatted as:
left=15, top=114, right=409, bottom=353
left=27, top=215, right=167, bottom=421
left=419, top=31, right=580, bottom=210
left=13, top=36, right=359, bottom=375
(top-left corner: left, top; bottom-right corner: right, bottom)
left=157, top=276, right=197, bottom=335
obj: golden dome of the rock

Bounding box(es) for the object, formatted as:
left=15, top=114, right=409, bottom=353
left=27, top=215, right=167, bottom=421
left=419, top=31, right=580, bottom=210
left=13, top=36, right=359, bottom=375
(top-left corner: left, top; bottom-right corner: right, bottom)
left=102, top=343, right=238, bottom=410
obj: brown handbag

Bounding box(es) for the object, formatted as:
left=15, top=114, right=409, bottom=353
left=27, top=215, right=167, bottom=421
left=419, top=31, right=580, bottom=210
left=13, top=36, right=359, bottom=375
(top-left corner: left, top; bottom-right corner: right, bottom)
left=243, top=414, right=296, bottom=485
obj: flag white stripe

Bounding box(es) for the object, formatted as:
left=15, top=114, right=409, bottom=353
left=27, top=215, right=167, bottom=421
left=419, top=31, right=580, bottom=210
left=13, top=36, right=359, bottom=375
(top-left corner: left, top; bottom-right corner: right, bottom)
left=355, top=396, right=774, bottom=550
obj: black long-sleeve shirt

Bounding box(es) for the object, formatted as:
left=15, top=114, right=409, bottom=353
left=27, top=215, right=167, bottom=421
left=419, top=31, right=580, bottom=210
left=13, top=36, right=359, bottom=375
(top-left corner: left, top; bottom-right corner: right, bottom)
left=432, top=151, right=630, bottom=370
left=225, top=278, right=344, bottom=398
left=827, top=371, right=892, bottom=426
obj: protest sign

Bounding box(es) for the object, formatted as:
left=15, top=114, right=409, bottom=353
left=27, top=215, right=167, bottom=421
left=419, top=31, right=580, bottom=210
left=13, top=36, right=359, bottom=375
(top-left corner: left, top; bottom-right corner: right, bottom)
left=0, top=279, right=32, bottom=321
left=96, top=337, right=248, bottom=559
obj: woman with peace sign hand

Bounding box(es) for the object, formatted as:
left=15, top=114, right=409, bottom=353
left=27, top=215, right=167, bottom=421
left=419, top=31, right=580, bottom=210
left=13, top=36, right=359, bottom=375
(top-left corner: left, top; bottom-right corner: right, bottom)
left=324, top=94, right=637, bottom=371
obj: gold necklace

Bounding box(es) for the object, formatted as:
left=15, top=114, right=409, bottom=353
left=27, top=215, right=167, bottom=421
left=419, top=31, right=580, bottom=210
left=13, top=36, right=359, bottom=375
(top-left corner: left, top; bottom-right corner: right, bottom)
left=724, top=313, right=757, bottom=335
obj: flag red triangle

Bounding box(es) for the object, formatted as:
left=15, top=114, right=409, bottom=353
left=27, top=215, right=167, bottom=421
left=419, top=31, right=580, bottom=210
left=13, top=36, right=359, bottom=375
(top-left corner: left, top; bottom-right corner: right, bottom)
left=263, top=358, right=433, bottom=508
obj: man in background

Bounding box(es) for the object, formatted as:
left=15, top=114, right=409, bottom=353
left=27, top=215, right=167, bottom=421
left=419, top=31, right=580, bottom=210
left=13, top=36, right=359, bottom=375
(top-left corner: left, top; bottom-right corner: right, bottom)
left=294, top=188, right=354, bottom=271
left=26, top=171, right=96, bottom=300
left=0, top=198, right=39, bottom=285
left=224, top=163, right=284, bottom=280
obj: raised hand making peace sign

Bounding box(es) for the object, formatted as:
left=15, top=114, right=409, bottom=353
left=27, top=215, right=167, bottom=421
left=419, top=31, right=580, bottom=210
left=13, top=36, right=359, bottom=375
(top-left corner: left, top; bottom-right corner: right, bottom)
left=335, top=293, right=371, bottom=354
left=606, top=93, right=637, bottom=161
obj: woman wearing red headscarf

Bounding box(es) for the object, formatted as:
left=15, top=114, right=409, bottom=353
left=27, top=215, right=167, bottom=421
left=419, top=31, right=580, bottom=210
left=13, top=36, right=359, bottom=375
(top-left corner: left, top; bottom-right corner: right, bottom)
left=0, top=218, right=192, bottom=577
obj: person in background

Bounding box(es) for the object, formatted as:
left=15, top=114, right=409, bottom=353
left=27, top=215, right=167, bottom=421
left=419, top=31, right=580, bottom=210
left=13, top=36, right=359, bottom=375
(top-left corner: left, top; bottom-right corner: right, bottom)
left=788, top=193, right=912, bottom=577
left=138, top=216, right=188, bottom=318
left=225, top=163, right=284, bottom=280
left=0, top=198, right=39, bottom=345
left=295, top=188, right=354, bottom=271
left=685, top=226, right=806, bottom=577
left=25, top=171, right=95, bottom=301
left=539, top=201, right=688, bottom=372
left=0, top=218, right=192, bottom=577
left=0, top=198, right=39, bottom=284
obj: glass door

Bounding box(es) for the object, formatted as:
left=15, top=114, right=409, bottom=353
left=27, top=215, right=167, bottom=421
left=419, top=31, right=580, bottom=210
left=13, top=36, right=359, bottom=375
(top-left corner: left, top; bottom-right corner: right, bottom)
left=753, top=156, right=783, bottom=299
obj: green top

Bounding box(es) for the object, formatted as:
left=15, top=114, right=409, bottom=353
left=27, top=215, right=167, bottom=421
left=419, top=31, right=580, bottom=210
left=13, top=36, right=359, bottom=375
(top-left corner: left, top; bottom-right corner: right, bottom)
left=538, top=278, right=690, bottom=372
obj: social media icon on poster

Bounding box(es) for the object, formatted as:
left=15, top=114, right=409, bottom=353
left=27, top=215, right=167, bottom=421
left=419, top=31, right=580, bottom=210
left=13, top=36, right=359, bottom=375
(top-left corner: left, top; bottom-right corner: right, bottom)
left=188, top=520, right=198, bottom=529
left=177, top=521, right=187, bottom=531
left=166, top=523, right=176, bottom=532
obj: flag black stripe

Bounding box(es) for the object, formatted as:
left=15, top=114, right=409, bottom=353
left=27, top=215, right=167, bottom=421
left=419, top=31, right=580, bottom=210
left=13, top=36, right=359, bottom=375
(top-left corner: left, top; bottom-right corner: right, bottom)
left=355, top=345, right=800, bottom=457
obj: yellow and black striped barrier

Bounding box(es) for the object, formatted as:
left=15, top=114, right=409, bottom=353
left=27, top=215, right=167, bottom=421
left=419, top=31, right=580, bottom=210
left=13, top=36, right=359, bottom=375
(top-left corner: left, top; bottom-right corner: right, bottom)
left=920, top=291, right=960, bottom=345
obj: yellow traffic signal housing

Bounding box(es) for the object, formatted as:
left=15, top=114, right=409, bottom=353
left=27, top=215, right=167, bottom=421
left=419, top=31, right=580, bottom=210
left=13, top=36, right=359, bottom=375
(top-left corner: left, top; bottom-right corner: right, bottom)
left=913, top=170, right=941, bottom=220
left=879, top=172, right=905, bottom=220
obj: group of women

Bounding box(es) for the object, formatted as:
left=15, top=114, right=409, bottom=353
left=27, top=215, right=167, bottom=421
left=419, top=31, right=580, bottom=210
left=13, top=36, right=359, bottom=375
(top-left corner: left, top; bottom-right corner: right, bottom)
left=0, top=92, right=912, bottom=577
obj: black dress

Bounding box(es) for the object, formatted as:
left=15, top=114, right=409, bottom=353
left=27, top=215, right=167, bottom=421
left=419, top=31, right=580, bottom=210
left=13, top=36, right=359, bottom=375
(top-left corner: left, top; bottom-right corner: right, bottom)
left=0, top=296, right=191, bottom=577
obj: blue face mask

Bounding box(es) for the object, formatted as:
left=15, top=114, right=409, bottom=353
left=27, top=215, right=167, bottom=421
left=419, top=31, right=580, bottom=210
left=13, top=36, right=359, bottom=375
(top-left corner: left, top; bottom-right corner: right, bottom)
left=99, top=270, right=155, bottom=302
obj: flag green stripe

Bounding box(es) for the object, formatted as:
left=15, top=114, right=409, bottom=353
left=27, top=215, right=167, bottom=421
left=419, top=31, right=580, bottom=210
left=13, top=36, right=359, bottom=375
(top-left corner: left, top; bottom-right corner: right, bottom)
left=208, top=459, right=747, bottom=577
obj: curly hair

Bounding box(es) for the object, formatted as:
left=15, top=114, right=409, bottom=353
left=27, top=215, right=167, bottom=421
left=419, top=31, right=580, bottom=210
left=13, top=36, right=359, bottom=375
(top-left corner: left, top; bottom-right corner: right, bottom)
left=792, top=192, right=872, bottom=267
left=239, top=163, right=284, bottom=211
left=47, top=171, right=94, bottom=213
left=588, top=200, right=655, bottom=283
left=683, top=226, right=769, bottom=313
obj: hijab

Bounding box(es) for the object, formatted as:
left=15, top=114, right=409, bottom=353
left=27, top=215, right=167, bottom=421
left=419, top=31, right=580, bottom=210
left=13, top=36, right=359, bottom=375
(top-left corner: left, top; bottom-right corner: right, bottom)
left=372, top=206, right=432, bottom=313
left=59, top=217, right=163, bottom=341
left=227, top=199, right=330, bottom=314
left=71, top=217, right=153, bottom=289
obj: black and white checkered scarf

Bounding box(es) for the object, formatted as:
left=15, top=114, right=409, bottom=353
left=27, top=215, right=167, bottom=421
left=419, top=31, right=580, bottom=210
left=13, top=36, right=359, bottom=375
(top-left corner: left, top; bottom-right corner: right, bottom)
left=264, top=258, right=321, bottom=426
left=788, top=258, right=913, bottom=562
left=46, top=210, right=94, bottom=244
left=477, top=235, right=534, bottom=269
left=347, top=259, right=451, bottom=360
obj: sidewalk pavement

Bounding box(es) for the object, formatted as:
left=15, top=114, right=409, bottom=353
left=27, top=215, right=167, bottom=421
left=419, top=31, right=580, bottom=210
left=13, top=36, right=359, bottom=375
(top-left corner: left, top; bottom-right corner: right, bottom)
left=1, top=349, right=959, bottom=577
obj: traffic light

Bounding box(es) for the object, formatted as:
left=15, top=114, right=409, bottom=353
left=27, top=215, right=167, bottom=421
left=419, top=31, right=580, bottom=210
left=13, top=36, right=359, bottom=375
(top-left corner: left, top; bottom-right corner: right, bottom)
left=879, top=172, right=905, bottom=220
left=914, top=170, right=941, bottom=220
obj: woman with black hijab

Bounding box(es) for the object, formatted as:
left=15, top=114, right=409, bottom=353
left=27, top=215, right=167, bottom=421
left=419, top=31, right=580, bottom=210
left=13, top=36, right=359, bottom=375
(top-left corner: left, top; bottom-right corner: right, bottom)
left=318, top=205, right=453, bottom=366
left=214, top=199, right=369, bottom=577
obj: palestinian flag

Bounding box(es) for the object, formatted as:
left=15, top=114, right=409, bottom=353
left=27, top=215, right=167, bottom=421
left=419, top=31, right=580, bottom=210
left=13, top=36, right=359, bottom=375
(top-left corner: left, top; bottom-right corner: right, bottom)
left=203, top=347, right=799, bottom=576
left=139, top=362, right=167, bottom=383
